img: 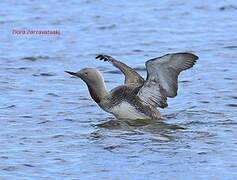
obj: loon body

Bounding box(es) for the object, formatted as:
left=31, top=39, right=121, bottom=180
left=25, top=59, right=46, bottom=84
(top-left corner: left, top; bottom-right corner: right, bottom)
left=66, top=53, right=198, bottom=120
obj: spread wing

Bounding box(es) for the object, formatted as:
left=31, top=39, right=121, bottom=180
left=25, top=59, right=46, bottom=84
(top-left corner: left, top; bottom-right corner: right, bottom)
left=96, top=55, right=144, bottom=86
left=137, top=52, right=198, bottom=108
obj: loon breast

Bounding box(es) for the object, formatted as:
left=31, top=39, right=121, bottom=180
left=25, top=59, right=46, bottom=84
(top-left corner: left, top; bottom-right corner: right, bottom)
left=110, top=101, right=150, bottom=120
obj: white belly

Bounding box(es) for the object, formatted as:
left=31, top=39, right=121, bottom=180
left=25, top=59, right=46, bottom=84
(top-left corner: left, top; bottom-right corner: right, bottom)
left=110, top=102, right=150, bottom=120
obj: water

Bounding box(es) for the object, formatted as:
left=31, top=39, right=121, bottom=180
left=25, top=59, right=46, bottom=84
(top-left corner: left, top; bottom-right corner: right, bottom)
left=0, top=0, right=237, bottom=179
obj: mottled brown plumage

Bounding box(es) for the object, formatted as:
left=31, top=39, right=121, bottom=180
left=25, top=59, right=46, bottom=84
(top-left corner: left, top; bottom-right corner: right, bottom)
left=66, top=52, right=198, bottom=120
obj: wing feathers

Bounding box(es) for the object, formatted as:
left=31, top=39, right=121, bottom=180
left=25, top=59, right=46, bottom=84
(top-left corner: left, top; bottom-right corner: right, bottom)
left=138, top=52, right=198, bottom=108
left=96, top=54, right=144, bottom=85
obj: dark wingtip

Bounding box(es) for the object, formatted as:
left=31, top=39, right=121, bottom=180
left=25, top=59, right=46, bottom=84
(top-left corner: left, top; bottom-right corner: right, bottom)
left=192, top=53, right=199, bottom=60
left=95, top=55, right=100, bottom=59
left=95, top=54, right=105, bottom=60
left=185, top=52, right=199, bottom=61
left=175, top=52, right=199, bottom=60
left=95, top=54, right=111, bottom=61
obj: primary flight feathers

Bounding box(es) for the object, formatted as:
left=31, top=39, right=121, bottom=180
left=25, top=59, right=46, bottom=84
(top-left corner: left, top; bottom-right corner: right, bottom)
left=138, top=53, right=198, bottom=108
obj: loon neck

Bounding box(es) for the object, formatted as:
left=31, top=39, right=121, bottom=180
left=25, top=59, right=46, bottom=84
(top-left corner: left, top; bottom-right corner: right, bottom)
left=86, top=80, right=108, bottom=104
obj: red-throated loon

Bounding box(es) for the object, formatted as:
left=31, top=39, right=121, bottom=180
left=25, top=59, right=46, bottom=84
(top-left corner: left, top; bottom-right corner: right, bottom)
left=66, top=53, right=198, bottom=120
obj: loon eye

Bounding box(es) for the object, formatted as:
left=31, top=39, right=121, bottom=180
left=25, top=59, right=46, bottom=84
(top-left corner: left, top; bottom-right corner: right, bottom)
left=85, top=72, right=88, bottom=75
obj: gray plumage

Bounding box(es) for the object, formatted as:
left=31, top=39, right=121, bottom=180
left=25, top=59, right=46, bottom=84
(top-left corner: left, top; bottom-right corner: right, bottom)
left=96, top=55, right=144, bottom=85
left=66, top=52, right=198, bottom=120
left=138, top=53, right=198, bottom=108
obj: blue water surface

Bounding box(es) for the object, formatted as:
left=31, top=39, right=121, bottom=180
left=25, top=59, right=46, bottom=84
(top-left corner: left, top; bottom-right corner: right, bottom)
left=0, top=0, right=237, bottom=179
